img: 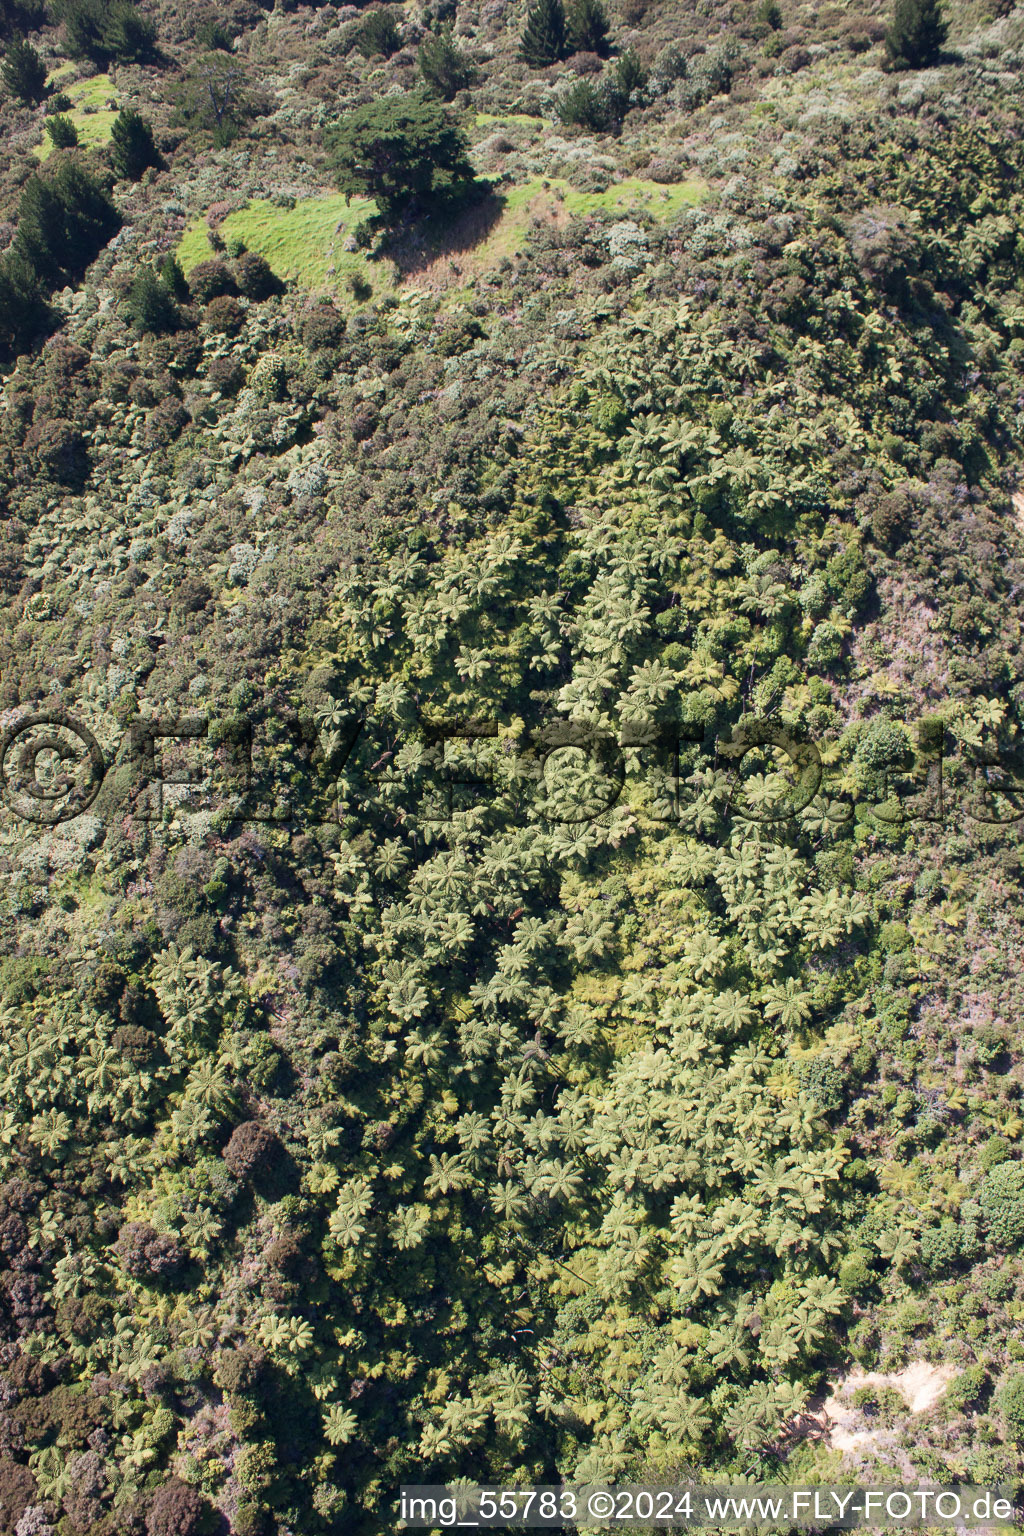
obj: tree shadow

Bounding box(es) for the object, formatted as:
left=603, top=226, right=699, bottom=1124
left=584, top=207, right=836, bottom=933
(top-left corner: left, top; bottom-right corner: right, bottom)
left=251, top=1143, right=301, bottom=1202
left=385, top=187, right=507, bottom=282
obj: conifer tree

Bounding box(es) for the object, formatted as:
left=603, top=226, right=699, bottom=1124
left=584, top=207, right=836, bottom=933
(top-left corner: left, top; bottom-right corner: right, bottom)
left=44, top=113, right=78, bottom=149
left=519, top=0, right=567, bottom=67
left=0, top=251, right=47, bottom=354
left=566, top=0, right=610, bottom=57
left=885, top=0, right=946, bottom=68
left=1, top=34, right=46, bottom=102
left=110, top=106, right=158, bottom=179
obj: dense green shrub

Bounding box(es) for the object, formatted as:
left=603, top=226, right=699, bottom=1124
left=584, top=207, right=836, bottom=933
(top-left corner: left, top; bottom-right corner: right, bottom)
left=1, top=34, right=46, bottom=101
left=357, top=6, right=401, bottom=59
left=979, top=1161, right=1024, bottom=1249
left=418, top=24, right=475, bottom=99
left=435, top=311, right=485, bottom=356
left=980, top=1135, right=1015, bottom=1172
left=946, top=1366, right=988, bottom=1415
left=797, top=1054, right=845, bottom=1114
left=556, top=76, right=614, bottom=131
left=838, top=1249, right=877, bottom=1296
left=918, top=1218, right=964, bottom=1273
left=996, top=1373, right=1024, bottom=1445
left=673, top=42, right=735, bottom=107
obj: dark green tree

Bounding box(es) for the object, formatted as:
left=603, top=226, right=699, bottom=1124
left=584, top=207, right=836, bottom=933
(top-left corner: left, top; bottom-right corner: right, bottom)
left=12, top=174, right=68, bottom=283
left=101, top=0, right=154, bottom=59
left=885, top=0, right=946, bottom=68
left=325, top=91, right=481, bottom=228
left=357, top=6, right=401, bottom=58
left=418, top=24, right=475, bottom=100
left=566, top=0, right=610, bottom=56
left=159, top=252, right=189, bottom=299
left=519, top=0, right=567, bottom=67
left=124, top=264, right=179, bottom=332
left=110, top=106, right=158, bottom=179
left=1, top=34, right=46, bottom=101
left=0, top=250, right=48, bottom=353
left=1, top=0, right=46, bottom=38
left=54, top=0, right=155, bottom=61
left=45, top=113, right=79, bottom=148
left=13, top=160, right=118, bottom=285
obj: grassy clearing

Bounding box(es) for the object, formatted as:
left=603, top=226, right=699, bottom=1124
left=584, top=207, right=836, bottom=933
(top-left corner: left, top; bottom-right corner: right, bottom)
left=508, top=174, right=704, bottom=220
left=410, top=174, right=704, bottom=281
left=176, top=174, right=705, bottom=304
left=176, top=193, right=393, bottom=296
left=36, top=72, right=118, bottom=161
left=475, top=111, right=545, bottom=130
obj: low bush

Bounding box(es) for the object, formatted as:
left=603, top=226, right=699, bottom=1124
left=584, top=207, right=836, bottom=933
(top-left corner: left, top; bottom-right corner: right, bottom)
left=187, top=258, right=236, bottom=303
left=234, top=251, right=282, bottom=300
left=301, top=304, right=347, bottom=350
left=204, top=294, right=245, bottom=333
left=223, top=1122, right=279, bottom=1179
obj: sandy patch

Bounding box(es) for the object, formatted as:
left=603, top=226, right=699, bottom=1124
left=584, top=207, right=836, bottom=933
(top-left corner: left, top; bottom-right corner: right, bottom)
left=822, top=1362, right=956, bottom=1453
left=1013, top=489, right=1024, bottom=535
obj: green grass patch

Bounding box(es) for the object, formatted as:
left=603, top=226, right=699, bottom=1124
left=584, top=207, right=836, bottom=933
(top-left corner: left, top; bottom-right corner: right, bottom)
left=176, top=193, right=391, bottom=297
left=475, top=112, right=544, bottom=130
left=457, top=174, right=704, bottom=268
left=36, top=72, right=118, bottom=161
left=550, top=175, right=705, bottom=218
left=176, top=174, right=705, bottom=305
